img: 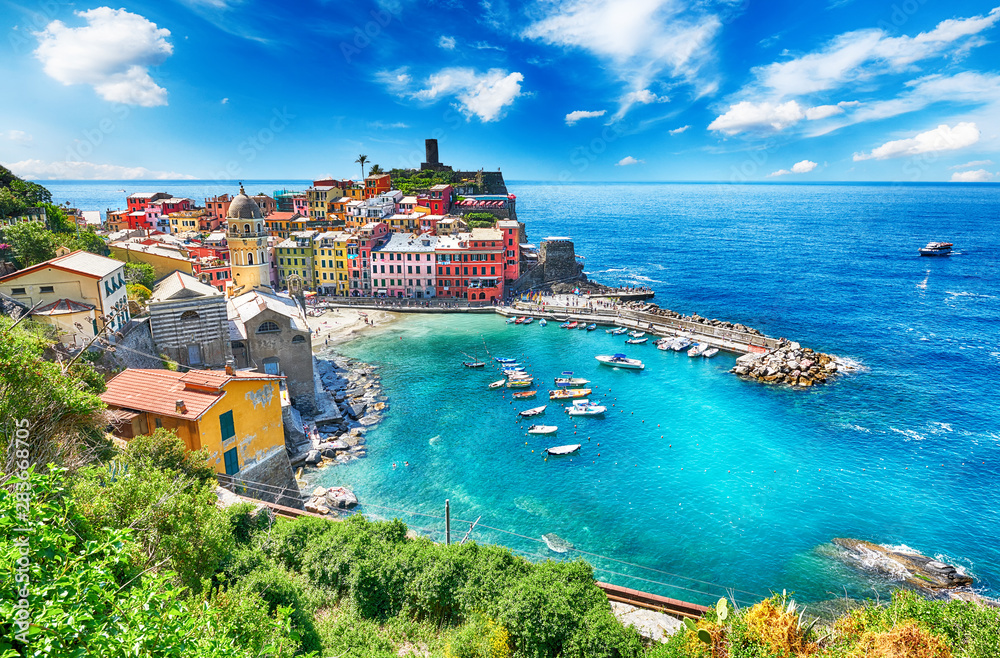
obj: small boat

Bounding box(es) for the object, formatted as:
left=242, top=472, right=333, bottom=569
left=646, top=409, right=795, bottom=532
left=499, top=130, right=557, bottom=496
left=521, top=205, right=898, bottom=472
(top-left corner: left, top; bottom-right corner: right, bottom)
left=545, top=444, right=581, bottom=456
left=610, top=327, right=628, bottom=335
left=539, top=319, right=547, bottom=327
left=519, top=405, right=547, bottom=417
left=566, top=321, right=578, bottom=329
left=554, top=377, right=590, bottom=387
left=513, top=390, right=538, bottom=399
left=542, top=533, right=574, bottom=553
left=495, top=357, right=517, bottom=364
left=507, top=379, right=534, bottom=389
left=523, top=317, right=534, bottom=325
left=501, top=364, right=523, bottom=372
left=565, top=400, right=607, bottom=416
left=527, top=425, right=557, bottom=435
left=688, top=343, right=707, bottom=357
left=596, top=354, right=645, bottom=370
left=586, top=323, right=597, bottom=331
left=702, top=348, right=719, bottom=358
left=671, top=338, right=692, bottom=351
left=488, top=379, right=505, bottom=389
left=559, top=321, right=571, bottom=328
left=577, top=322, right=587, bottom=330
left=605, top=328, right=617, bottom=334
left=628, top=331, right=646, bottom=338
left=656, top=342, right=672, bottom=351
left=463, top=361, right=485, bottom=368
left=625, top=337, right=648, bottom=345
left=505, top=317, right=517, bottom=324
left=549, top=388, right=592, bottom=400
left=919, top=241, right=953, bottom=256
left=514, top=317, right=526, bottom=324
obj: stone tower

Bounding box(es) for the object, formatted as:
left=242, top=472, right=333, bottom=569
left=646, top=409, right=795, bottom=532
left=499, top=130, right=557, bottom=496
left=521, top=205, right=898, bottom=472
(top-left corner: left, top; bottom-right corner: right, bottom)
left=227, top=184, right=272, bottom=294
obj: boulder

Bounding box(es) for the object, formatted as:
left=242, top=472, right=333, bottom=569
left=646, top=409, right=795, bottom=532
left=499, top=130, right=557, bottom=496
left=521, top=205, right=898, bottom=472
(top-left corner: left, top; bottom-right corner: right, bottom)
left=832, top=538, right=973, bottom=590
left=304, top=497, right=329, bottom=514
left=324, top=487, right=358, bottom=509
left=304, top=450, right=322, bottom=465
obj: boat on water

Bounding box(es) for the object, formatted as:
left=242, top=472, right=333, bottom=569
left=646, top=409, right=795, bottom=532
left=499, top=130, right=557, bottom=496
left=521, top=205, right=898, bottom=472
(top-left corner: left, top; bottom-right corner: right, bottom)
left=523, top=318, right=534, bottom=325
left=505, top=317, right=517, bottom=324
left=463, top=361, right=485, bottom=368
left=565, top=399, right=608, bottom=416
left=566, top=322, right=579, bottom=329
left=656, top=342, right=672, bottom=351
left=527, top=424, right=557, bottom=435
left=596, top=354, right=645, bottom=369
left=488, top=379, right=506, bottom=389
left=501, top=364, right=523, bottom=372
left=507, top=379, right=534, bottom=389
left=702, top=347, right=720, bottom=358
left=542, top=533, right=574, bottom=553
left=586, top=323, right=597, bottom=331
left=539, top=319, right=547, bottom=327
left=549, top=388, right=592, bottom=400
left=519, top=405, right=547, bottom=417
left=554, top=376, right=590, bottom=387
left=688, top=343, right=707, bottom=357
left=514, top=317, right=526, bottom=324
left=625, top=337, right=648, bottom=345
left=545, top=444, right=581, bottom=456
left=919, top=241, right=953, bottom=256
left=513, top=390, right=537, bottom=399
left=671, top=338, right=693, bottom=351
left=628, top=331, right=646, bottom=338
left=559, top=321, right=572, bottom=328
left=610, top=327, right=628, bottom=335
left=495, top=357, right=517, bottom=364
left=577, top=322, right=588, bottom=330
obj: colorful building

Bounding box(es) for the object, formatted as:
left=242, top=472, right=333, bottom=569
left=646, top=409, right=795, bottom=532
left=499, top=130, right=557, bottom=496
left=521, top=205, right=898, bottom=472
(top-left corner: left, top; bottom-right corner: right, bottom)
left=108, top=238, right=196, bottom=280
left=315, top=231, right=352, bottom=296
left=348, top=222, right=388, bottom=296
left=497, top=220, right=522, bottom=285
left=227, top=186, right=273, bottom=294
left=275, top=231, right=318, bottom=290
left=371, top=233, right=437, bottom=298
left=205, top=194, right=232, bottom=221
left=101, top=367, right=286, bottom=477
left=126, top=192, right=171, bottom=213
left=435, top=229, right=504, bottom=302
left=364, top=173, right=391, bottom=199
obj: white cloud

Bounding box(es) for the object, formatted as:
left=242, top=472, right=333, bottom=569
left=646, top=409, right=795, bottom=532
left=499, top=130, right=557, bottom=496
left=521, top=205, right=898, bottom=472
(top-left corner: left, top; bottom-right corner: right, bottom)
left=668, top=125, right=690, bottom=135
left=616, top=156, right=644, bottom=166
left=853, top=122, right=980, bottom=161
left=753, top=6, right=1000, bottom=98
left=34, top=7, right=173, bottom=107
left=404, top=68, right=524, bottom=122
left=805, top=104, right=843, bottom=120
left=8, top=159, right=195, bottom=180
left=950, top=169, right=996, bottom=182
left=523, top=0, right=723, bottom=116
left=438, top=35, right=456, bottom=50
left=949, top=159, right=993, bottom=170
left=708, top=100, right=805, bottom=134
left=368, top=121, right=410, bottom=129
left=565, top=109, right=606, bottom=125
left=769, top=159, right=818, bottom=177
left=4, top=130, right=34, bottom=145
left=221, top=97, right=229, bottom=104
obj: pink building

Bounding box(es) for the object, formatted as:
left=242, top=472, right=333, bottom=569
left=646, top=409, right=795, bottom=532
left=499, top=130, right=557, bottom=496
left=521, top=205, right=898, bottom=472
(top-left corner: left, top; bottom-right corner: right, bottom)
left=349, top=222, right=389, bottom=296
left=497, top=220, right=521, bottom=287
left=371, top=233, right=437, bottom=298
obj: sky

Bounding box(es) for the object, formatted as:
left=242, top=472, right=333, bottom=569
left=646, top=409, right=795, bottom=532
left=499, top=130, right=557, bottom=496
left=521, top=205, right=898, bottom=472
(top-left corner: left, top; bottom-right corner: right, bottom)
left=2, top=0, right=1000, bottom=183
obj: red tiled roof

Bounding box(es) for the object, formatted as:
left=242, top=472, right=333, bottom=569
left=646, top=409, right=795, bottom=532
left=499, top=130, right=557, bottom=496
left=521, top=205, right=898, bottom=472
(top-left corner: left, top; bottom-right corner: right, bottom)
left=101, top=368, right=282, bottom=420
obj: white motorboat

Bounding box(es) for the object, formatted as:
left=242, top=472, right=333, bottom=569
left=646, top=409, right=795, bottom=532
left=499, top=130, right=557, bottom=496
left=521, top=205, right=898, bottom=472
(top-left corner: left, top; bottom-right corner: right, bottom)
left=565, top=399, right=607, bottom=416
left=528, top=425, right=558, bottom=435
left=595, top=354, right=645, bottom=370
left=505, top=317, right=517, bottom=324
left=628, top=331, right=646, bottom=338
left=539, top=319, right=547, bottom=327
left=545, top=444, right=581, bottom=455
left=519, top=405, right=547, bottom=417
left=702, top=348, right=719, bottom=358
left=488, top=379, right=505, bottom=389
left=671, top=338, right=693, bottom=351
left=625, top=337, right=648, bottom=345
left=918, top=241, right=952, bottom=256
left=688, top=343, right=707, bottom=357
left=554, top=376, right=591, bottom=387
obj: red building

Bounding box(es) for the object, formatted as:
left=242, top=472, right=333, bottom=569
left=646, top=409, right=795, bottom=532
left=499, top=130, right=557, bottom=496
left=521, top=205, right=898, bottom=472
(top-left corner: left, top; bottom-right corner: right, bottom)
left=150, top=197, right=194, bottom=214
left=126, top=192, right=171, bottom=213
left=497, top=220, right=521, bottom=286
left=427, top=184, right=452, bottom=214
left=364, top=174, right=391, bottom=199
left=434, top=228, right=504, bottom=302
left=205, top=194, right=232, bottom=220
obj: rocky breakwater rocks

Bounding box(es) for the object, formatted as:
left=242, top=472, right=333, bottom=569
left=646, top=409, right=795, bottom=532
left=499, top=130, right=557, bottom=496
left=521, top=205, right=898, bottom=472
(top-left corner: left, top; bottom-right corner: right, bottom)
left=730, top=341, right=841, bottom=388
left=304, top=486, right=359, bottom=515
left=832, top=538, right=974, bottom=594
left=623, top=302, right=768, bottom=338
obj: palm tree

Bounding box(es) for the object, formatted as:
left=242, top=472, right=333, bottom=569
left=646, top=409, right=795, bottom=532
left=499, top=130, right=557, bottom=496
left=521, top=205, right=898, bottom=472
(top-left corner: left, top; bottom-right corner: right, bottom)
left=368, top=164, right=384, bottom=176
left=355, top=154, right=368, bottom=183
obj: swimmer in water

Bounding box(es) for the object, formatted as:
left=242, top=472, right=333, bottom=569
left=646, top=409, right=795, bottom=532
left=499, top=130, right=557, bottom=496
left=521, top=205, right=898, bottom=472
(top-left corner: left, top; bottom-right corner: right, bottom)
left=404, top=461, right=409, bottom=467
left=392, top=462, right=396, bottom=469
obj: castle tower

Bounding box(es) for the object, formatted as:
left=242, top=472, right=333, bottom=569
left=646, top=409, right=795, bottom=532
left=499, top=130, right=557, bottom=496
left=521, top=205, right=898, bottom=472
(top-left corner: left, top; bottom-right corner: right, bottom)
left=227, top=184, right=272, bottom=294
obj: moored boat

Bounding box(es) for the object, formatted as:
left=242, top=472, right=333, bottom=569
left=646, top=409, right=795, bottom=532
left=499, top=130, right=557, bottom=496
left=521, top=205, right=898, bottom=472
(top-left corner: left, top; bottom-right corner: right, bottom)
left=625, top=337, right=648, bottom=345
left=514, top=317, right=526, bottom=324
left=519, top=405, right=547, bottom=417
left=505, top=317, right=517, bottom=324
left=539, top=319, right=547, bottom=327
left=507, top=379, right=534, bottom=388
left=523, top=317, right=534, bottom=325
left=545, top=444, right=581, bottom=456
left=549, top=388, right=592, bottom=400
left=577, top=322, right=588, bottom=330
left=527, top=425, right=557, bottom=435
left=610, top=327, right=628, bottom=335
left=586, top=323, right=597, bottom=331
left=702, top=348, right=719, bottom=358
left=671, top=338, right=692, bottom=351
left=688, top=343, right=707, bottom=357
left=566, top=321, right=578, bottom=329
left=596, top=354, right=645, bottom=369
left=513, top=390, right=538, bottom=399
left=463, top=361, right=485, bottom=368
left=495, top=357, right=517, bottom=364
left=488, top=379, right=505, bottom=389
left=554, top=376, right=590, bottom=387
left=565, top=399, right=607, bottom=416
left=918, top=241, right=953, bottom=256
left=628, top=330, right=646, bottom=338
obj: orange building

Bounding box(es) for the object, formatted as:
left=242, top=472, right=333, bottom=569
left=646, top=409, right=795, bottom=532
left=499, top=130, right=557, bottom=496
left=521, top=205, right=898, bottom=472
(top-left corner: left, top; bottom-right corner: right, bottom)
left=364, top=174, right=391, bottom=199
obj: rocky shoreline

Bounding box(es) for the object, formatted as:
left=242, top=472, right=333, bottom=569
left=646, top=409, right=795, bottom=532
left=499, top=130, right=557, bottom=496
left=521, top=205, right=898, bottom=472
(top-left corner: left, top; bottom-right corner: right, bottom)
left=729, top=340, right=845, bottom=387
left=620, top=300, right=769, bottom=339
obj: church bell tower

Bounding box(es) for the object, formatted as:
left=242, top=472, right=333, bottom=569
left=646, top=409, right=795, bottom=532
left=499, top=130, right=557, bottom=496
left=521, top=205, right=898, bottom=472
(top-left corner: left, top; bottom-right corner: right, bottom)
left=226, top=183, right=272, bottom=294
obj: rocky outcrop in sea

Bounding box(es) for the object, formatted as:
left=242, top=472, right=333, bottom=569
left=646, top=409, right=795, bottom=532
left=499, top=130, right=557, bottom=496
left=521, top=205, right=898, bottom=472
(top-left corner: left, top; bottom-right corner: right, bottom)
left=729, top=341, right=843, bottom=387
left=832, top=538, right=976, bottom=593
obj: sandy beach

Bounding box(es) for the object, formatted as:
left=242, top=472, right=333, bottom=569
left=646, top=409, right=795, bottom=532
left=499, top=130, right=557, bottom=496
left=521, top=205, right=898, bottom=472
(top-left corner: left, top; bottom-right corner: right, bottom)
left=307, top=307, right=400, bottom=350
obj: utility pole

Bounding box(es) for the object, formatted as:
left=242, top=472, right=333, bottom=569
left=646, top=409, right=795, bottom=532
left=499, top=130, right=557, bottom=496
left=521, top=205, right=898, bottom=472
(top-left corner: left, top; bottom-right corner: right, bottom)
left=445, top=498, right=451, bottom=545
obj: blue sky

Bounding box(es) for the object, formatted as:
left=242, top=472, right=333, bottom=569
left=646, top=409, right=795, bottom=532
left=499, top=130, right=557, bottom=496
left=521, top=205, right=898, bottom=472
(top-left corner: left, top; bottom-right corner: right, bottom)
left=2, top=0, right=999, bottom=182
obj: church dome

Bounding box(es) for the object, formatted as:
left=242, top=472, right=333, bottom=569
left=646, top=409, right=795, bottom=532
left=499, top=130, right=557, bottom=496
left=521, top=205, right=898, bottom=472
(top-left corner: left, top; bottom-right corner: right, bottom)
left=227, top=184, right=264, bottom=220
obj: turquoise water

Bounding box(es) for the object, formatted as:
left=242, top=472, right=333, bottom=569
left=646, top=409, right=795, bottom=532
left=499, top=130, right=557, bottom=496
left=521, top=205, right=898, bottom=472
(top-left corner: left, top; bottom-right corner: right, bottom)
left=44, top=181, right=999, bottom=605
left=316, top=183, right=1000, bottom=607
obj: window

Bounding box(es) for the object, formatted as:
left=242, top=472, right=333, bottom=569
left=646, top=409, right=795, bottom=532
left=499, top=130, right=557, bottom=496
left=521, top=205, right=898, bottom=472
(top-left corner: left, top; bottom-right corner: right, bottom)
left=11, top=287, right=26, bottom=296
left=180, top=310, right=200, bottom=321
left=263, top=357, right=280, bottom=374
left=40, top=285, right=54, bottom=293
left=220, top=410, right=236, bottom=442
left=154, top=417, right=162, bottom=428
left=292, top=335, right=306, bottom=343
left=223, top=447, right=240, bottom=475
left=257, top=321, right=280, bottom=333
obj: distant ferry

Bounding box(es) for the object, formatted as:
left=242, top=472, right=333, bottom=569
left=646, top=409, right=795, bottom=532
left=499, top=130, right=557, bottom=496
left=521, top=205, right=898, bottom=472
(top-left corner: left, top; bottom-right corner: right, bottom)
left=919, top=241, right=953, bottom=256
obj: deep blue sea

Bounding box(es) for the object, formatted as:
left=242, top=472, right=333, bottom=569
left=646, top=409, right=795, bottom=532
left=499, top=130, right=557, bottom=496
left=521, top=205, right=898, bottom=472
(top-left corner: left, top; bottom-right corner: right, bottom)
left=47, top=180, right=1000, bottom=607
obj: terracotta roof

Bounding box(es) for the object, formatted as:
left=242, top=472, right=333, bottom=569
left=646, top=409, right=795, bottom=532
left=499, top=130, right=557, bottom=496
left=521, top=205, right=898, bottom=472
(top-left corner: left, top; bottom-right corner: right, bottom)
left=101, top=368, right=281, bottom=420
left=33, top=298, right=95, bottom=315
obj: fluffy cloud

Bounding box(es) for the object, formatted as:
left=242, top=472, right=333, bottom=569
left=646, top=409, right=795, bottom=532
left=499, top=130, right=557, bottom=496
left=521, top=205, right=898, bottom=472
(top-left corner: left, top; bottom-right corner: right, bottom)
left=4, top=130, right=33, bottom=145
left=8, top=159, right=195, bottom=180
left=708, top=100, right=805, bottom=134
left=34, top=7, right=173, bottom=107
left=668, top=125, right=690, bottom=135
left=368, top=121, right=410, bottom=129
left=950, top=169, right=996, bottom=182
left=853, top=122, right=980, bottom=161
left=949, top=159, right=993, bottom=170
left=804, top=105, right=843, bottom=120
left=768, top=160, right=818, bottom=177
left=438, top=35, right=456, bottom=50
left=523, top=0, right=722, bottom=116
left=410, top=68, right=524, bottom=122
left=616, top=156, right=644, bottom=166
left=565, top=109, right=606, bottom=125
left=753, top=6, right=1000, bottom=98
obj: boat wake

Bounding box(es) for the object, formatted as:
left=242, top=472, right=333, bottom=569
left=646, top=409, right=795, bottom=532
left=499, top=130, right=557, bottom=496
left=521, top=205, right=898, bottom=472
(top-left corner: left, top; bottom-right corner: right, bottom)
left=833, top=356, right=867, bottom=373
left=888, top=426, right=927, bottom=442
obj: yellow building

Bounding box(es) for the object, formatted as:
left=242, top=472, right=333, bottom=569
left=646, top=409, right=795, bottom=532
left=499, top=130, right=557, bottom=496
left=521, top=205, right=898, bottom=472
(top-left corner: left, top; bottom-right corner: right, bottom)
left=101, top=367, right=285, bottom=476
left=108, top=239, right=196, bottom=280
left=315, top=231, right=353, bottom=295
left=227, top=186, right=273, bottom=293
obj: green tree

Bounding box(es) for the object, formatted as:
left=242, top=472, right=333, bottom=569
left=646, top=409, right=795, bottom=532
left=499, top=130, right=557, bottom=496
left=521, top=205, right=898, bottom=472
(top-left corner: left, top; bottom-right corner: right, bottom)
left=67, top=226, right=110, bottom=255
left=0, top=187, right=28, bottom=218
left=123, top=427, right=216, bottom=484
left=369, top=164, right=384, bottom=176
left=356, top=154, right=369, bottom=182
left=1, top=220, right=58, bottom=267
left=125, top=261, right=157, bottom=287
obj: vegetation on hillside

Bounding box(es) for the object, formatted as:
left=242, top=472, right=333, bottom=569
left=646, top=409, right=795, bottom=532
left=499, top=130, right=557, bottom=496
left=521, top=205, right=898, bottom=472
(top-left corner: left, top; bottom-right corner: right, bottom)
left=390, top=168, right=455, bottom=196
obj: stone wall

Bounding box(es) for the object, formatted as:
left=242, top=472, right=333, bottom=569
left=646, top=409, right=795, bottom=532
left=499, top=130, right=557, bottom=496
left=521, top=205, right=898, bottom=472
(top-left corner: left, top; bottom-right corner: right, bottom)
left=149, top=296, right=231, bottom=368
left=106, top=318, right=162, bottom=369
left=232, top=445, right=302, bottom=508
left=512, top=239, right=586, bottom=292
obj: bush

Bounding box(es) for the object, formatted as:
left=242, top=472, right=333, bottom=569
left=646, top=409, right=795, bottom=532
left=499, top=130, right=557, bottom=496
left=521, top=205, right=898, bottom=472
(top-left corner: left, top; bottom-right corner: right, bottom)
left=233, top=563, right=322, bottom=653
left=123, top=428, right=216, bottom=484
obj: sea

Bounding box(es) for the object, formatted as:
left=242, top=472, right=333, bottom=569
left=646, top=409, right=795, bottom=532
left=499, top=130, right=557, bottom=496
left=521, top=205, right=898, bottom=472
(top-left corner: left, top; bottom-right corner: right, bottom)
left=47, top=180, right=1000, bottom=608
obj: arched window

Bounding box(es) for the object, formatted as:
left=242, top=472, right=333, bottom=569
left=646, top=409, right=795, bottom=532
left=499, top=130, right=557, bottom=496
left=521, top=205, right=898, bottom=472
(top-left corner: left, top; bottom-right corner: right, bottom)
left=180, top=310, right=200, bottom=321
left=257, top=321, right=280, bottom=333
left=292, top=335, right=305, bottom=344
left=479, top=292, right=486, bottom=300
left=244, top=223, right=250, bottom=234
left=232, top=341, right=245, bottom=350
left=247, top=252, right=254, bottom=265
left=256, top=223, right=261, bottom=233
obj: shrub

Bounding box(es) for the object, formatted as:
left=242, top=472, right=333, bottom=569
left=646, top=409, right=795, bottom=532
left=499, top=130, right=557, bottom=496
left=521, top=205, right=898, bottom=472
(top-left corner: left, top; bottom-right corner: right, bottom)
left=234, top=563, right=322, bottom=653
left=124, top=427, right=216, bottom=484
left=562, top=606, right=644, bottom=658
